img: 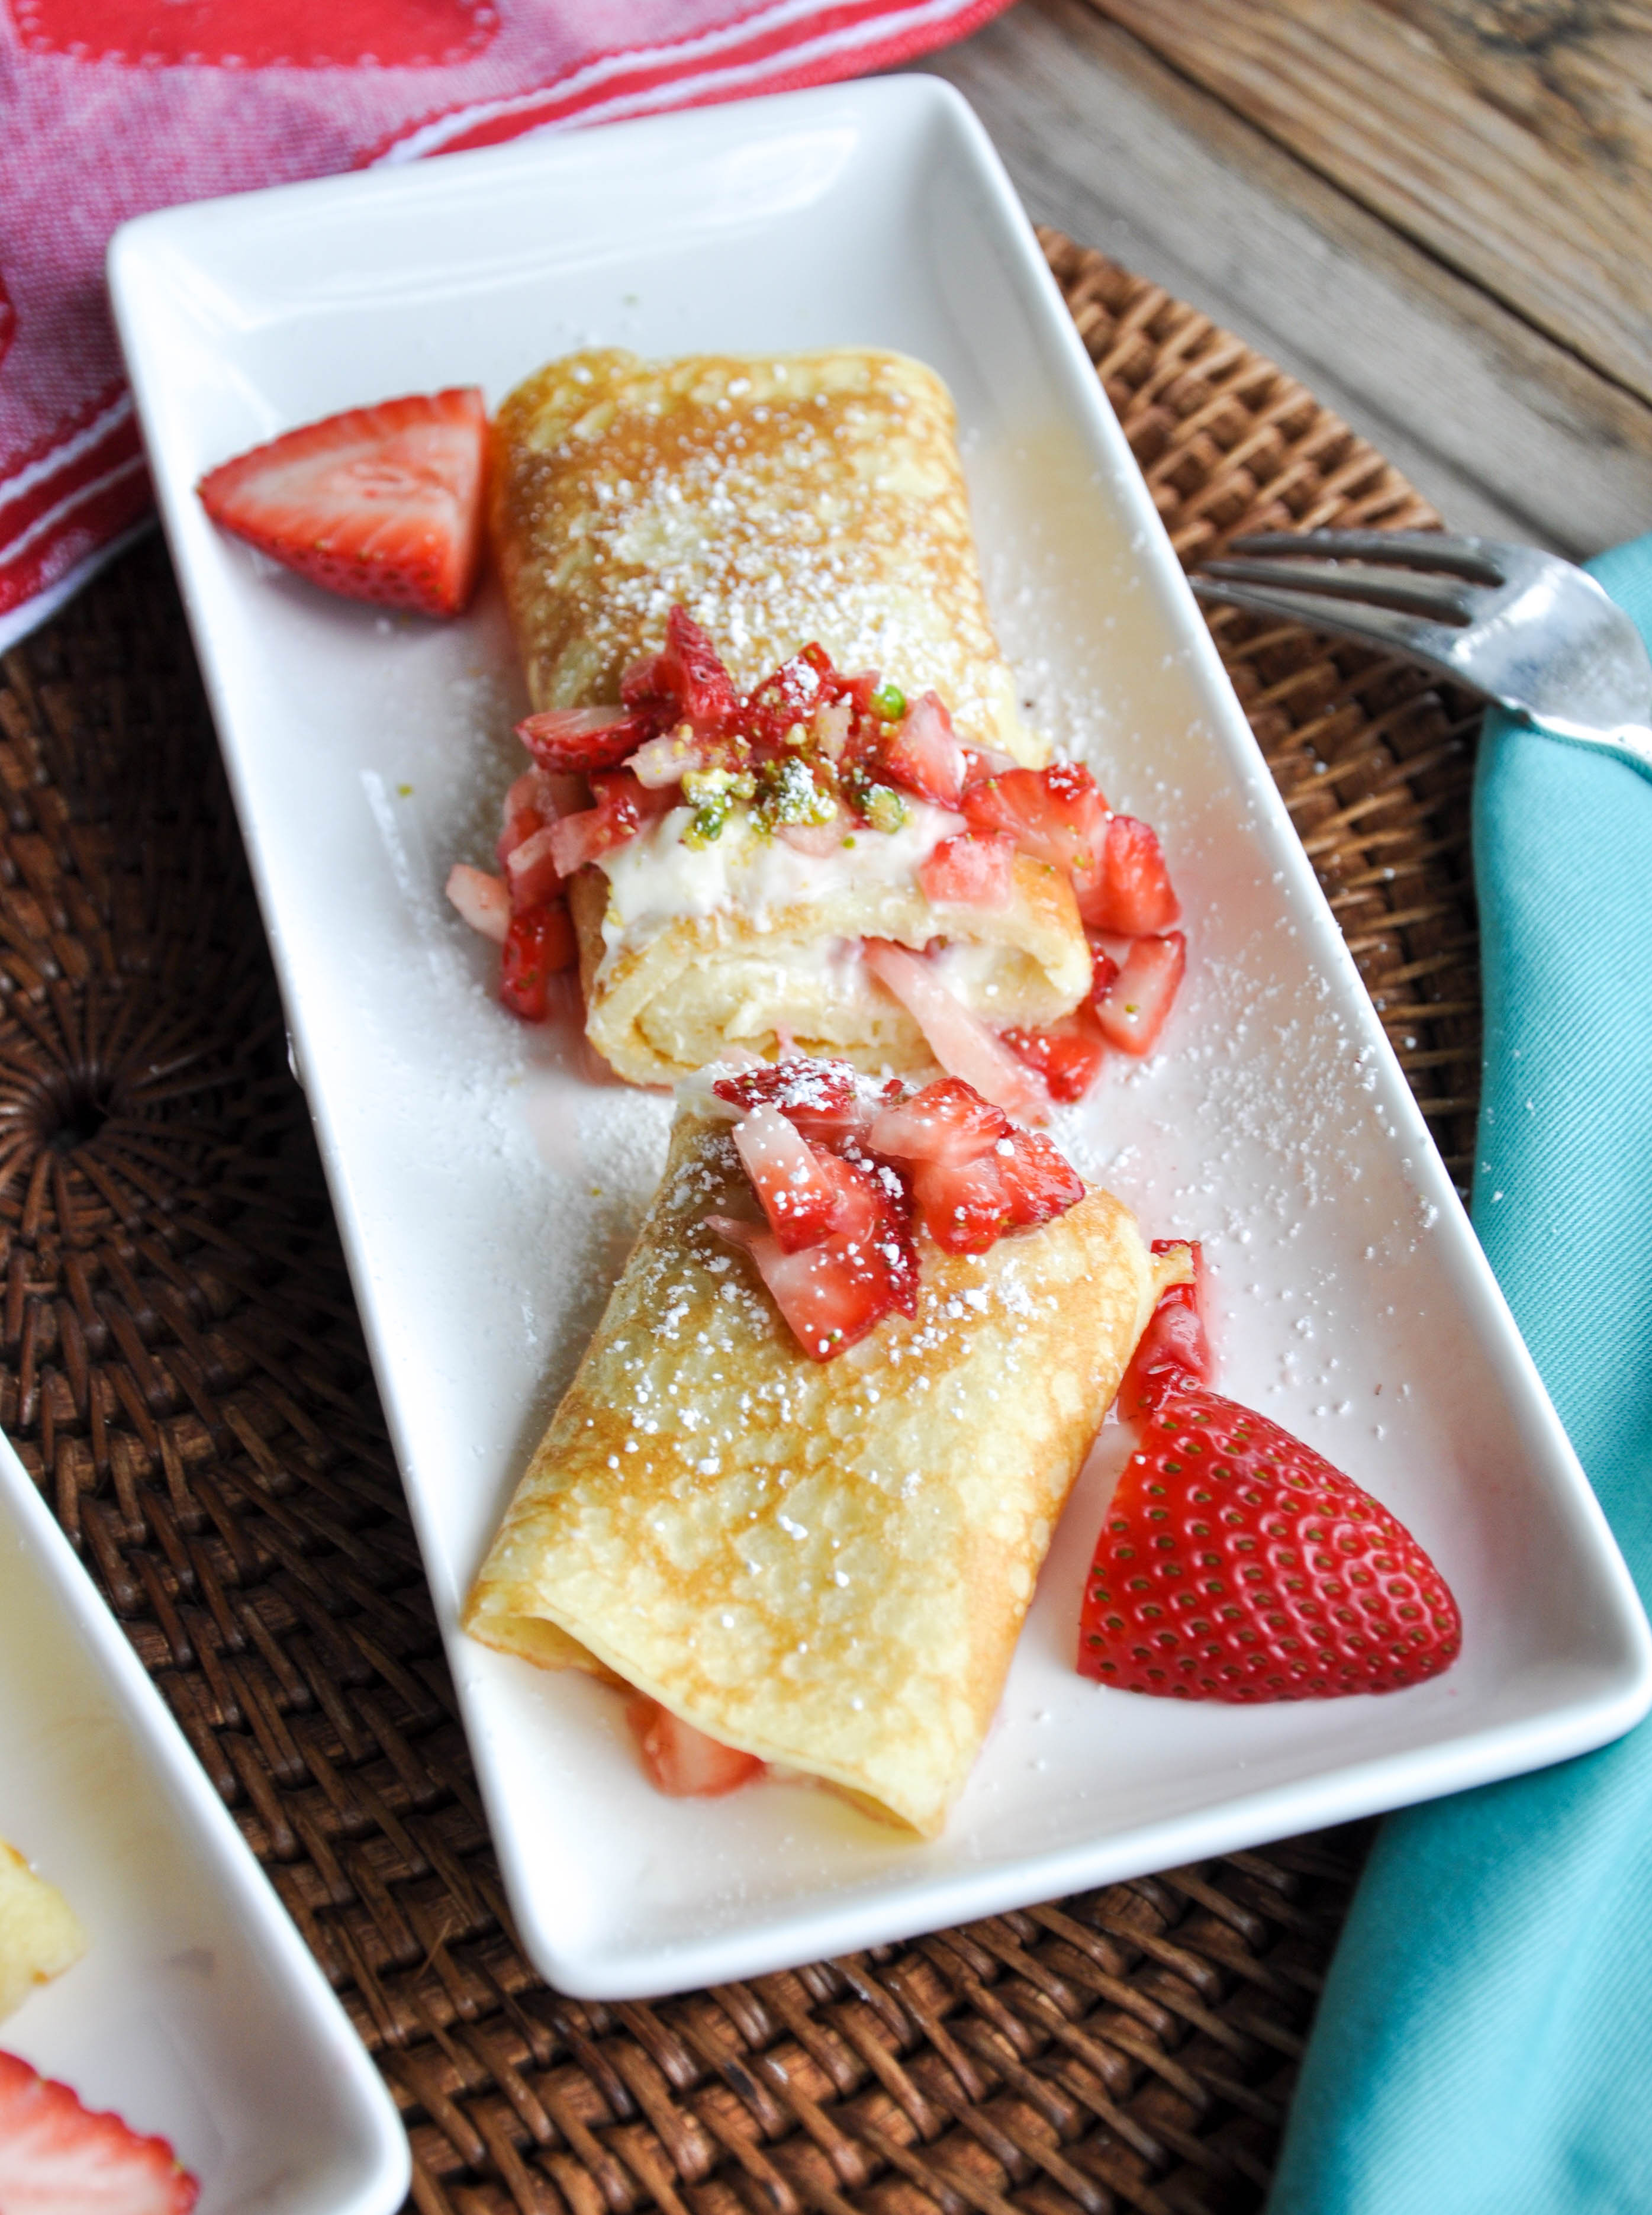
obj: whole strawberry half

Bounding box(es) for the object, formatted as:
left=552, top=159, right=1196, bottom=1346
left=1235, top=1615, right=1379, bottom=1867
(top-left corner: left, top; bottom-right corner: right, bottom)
left=197, top=387, right=487, bottom=616
left=1080, top=1384, right=1461, bottom=1699
left=0, top=2048, right=198, bottom=2211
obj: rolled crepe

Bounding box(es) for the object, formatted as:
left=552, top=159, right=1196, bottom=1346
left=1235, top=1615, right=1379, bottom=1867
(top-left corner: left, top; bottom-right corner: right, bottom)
left=490, top=347, right=1092, bottom=1087
left=463, top=1097, right=1188, bottom=1837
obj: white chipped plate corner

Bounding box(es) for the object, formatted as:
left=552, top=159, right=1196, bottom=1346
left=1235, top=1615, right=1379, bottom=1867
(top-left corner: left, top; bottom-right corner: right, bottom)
left=107, top=74, right=1652, bottom=2000
left=0, top=1435, right=411, bottom=2211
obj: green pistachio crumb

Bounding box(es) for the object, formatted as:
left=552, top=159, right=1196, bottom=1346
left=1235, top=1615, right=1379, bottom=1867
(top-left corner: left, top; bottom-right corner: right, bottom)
left=871, top=682, right=906, bottom=722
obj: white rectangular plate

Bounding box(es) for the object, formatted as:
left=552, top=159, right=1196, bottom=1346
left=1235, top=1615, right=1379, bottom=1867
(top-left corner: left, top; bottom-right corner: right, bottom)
left=108, top=76, right=1652, bottom=2001
left=0, top=1438, right=409, bottom=2210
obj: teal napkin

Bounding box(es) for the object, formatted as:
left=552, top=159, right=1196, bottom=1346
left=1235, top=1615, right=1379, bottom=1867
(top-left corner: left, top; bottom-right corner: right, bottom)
left=1267, top=533, right=1652, bottom=2215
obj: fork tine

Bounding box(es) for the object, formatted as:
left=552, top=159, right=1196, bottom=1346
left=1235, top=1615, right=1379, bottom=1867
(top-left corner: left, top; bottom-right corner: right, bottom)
left=1225, top=529, right=1506, bottom=585
left=1200, top=557, right=1476, bottom=624
left=1189, top=576, right=1473, bottom=680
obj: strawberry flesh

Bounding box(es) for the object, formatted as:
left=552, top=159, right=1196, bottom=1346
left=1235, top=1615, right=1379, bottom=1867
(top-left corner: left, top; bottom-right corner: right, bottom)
left=1117, top=1240, right=1211, bottom=1419
left=500, top=902, right=576, bottom=1019
left=0, top=2048, right=198, bottom=2213
left=623, top=606, right=742, bottom=736
left=1091, top=932, right=1186, bottom=1055
left=918, top=832, right=1015, bottom=910
left=1079, top=1384, right=1461, bottom=1699
left=881, top=690, right=968, bottom=806
left=711, top=1058, right=865, bottom=1143
left=197, top=387, right=486, bottom=617
left=869, top=1077, right=1084, bottom=1255
left=549, top=771, right=672, bottom=876
left=1001, top=1017, right=1107, bottom=1103
left=516, top=704, right=652, bottom=775
left=961, top=762, right=1110, bottom=878
left=627, top=1698, right=765, bottom=1796
left=734, top=1105, right=843, bottom=1251
left=1079, top=813, right=1181, bottom=934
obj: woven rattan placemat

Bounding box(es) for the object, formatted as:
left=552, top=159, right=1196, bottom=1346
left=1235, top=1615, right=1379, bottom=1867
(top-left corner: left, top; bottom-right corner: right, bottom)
left=0, top=235, right=1483, bottom=2214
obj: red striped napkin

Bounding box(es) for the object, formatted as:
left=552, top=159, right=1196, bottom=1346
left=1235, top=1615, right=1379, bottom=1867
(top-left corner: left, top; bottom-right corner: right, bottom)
left=0, top=0, right=1009, bottom=649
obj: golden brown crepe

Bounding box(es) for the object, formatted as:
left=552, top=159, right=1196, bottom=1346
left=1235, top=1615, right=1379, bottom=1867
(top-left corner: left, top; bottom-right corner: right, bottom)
left=463, top=1097, right=1189, bottom=1837
left=489, top=348, right=1092, bottom=1087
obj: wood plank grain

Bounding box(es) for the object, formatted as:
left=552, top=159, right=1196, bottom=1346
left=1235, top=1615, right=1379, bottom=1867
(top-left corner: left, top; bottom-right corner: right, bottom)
left=1078, top=0, right=1652, bottom=404
left=910, top=0, right=1652, bottom=552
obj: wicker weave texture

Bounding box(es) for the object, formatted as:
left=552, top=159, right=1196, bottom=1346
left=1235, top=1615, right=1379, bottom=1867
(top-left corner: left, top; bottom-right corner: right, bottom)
left=0, top=240, right=1483, bottom=2215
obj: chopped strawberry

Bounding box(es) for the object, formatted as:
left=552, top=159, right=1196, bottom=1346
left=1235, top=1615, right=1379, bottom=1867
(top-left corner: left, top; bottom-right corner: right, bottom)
left=516, top=704, right=652, bottom=775
left=627, top=1698, right=765, bottom=1796
left=1078, top=1385, right=1461, bottom=1699
left=862, top=940, right=1052, bottom=1124
left=743, top=640, right=838, bottom=752
left=1118, top=1240, right=1211, bottom=1419
left=881, top=690, right=968, bottom=806
left=503, top=822, right=564, bottom=913
left=1001, top=1016, right=1107, bottom=1103
left=445, top=862, right=510, bottom=945
left=709, top=1160, right=917, bottom=1360
left=1078, top=814, right=1181, bottom=934
left=500, top=902, right=576, bottom=1019
left=623, top=606, right=742, bottom=735
left=961, top=762, right=1110, bottom=878
left=735, top=1105, right=842, bottom=1251
left=196, top=387, right=486, bottom=617
left=918, top=832, right=1015, bottom=910
left=549, top=771, right=672, bottom=876
left=712, top=1058, right=865, bottom=1143
left=1091, top=932, right=1185, bottom=1056
left=1087, top=945, right=1121, bottom=1000
left=628, top=729, right=707, bottom=787
left=0, top=2049, right=198, bottom=2213
left=870, top=1077, right=1084, bottom=1255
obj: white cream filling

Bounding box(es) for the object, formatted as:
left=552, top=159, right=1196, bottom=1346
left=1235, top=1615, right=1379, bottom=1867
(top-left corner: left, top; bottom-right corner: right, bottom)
left=594, top=798, right=965, bottom=978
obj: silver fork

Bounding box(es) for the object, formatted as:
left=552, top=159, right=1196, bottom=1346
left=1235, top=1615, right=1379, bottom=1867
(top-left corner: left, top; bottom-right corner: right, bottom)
left=1191, top=530, right=1652, bottom=777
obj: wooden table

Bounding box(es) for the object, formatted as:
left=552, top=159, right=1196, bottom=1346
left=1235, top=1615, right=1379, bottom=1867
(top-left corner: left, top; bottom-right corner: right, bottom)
left=906, top=0, right=1652, bottom=558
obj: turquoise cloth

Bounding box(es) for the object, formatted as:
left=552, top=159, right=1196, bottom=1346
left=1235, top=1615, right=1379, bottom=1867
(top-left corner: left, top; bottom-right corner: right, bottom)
left=1267, top=533, right=1652, bottom=2215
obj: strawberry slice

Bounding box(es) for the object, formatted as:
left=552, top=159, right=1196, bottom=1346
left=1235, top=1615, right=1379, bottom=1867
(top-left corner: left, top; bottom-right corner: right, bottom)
left=1118, top=1239, right=1211, bottom=1418
left=712, top=1058, right=865, bottom=1143
left=196, top=387, right=486, bottom=616
left=870, top=1077, right=1084, bottom=1255
left=549, top=771, right=672, bottom=877
left=881, top=690, right=968, bottom=806
left=622, top=606, right=742, bottom=735
left=918, top=832, right=1015, bottom=910
left=742, top=640, right=838, bottom=752
left=445, top=862, right=510, bottom=945
left=0, top=2049, right=198, bottom=2213
left=1091, top=932, right=1186, bottom=1056
left=709, top=1159, right=917, bottom=1360
left=503, top=822, right=564, bottom=913
left=627, top=1698, right=765, bottom=1797
left=734, top=1105, right=843, bottom=1251
left=500, top=902, right=576, bottom=1019
left=1078, top=814, right=1181, bottom=934
left=516, top=704, right=652, bottom=775
left=862, top=940, right=1052, bottom=1123
left=1001, top=1016, right=1107, bottom=1103
left=961, top=762, right=1110, bottom=877
left=1079, top=1385, right=1462, bottom=1699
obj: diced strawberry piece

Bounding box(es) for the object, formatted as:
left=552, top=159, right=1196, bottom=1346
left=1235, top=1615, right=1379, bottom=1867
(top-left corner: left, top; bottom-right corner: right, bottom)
left=862, top=940, right=1052, bottom=1124
left=869, top=1077, right=1084, bottom=1255
left=445, top=862, right=510, bottom=945
left=712, top=1059, right=865, bottom=1143
left=623, top=606, right=742, bottom=735
left=882, top=690, right=968, bottom=806
left=500, top=902, right=576, bottom=1019
left=919, top=832, right=1015, bottom=909
left=549, top=771, right=672, bottom=876
left=1091, top=932, right=1186, bottom=1056
left=1087, top=946, right=1122, bottom=1000
left=629, top=729, right=706, bottom=787
left=960, top=762, right=1110, bottom=877
left=627, top=1698, right=765, bottom=1796
left=504, top=822, right=564, bottom=913
left=516, top=704, right=651, bottom=774
left=197, top=387, right=486, bottom=617
left=0, top=2049, right=199, bottom=2213
left=1118, top=1240, right=1211, bottom=1419
left=710, top=1161, right=917, bottom=1359
left=1078, top=813, right=1181, bottom=934
left=743, top=640, right=839, bottom=751
left=496, top=806, right=543, bottom=871
left=735, top=1105, right=842, bottom=1251
left=1078, top=1385, right=1461, bottom=1699
left=1001, top=1016, right=1107, bottom=1103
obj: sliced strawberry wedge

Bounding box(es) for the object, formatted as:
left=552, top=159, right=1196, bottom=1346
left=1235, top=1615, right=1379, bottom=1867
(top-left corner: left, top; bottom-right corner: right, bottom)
left=1092, top=932, right=1186, bottom=1056
left=197, top=387, right=486, bottom=616
left=862, top=939, right=1052, bottom=1124
left=1118, top=1239, right=1210, bottom=1418
left=1001, top=1016, right=1107, bottom=1103
left=627, top=1698, right=765, bottom=1796
left=549, top=771, right=672, bottom=876
left=0, top=2049, right=198, bottom=2213
left=918, top=832, right=1015, bottom=910
left=870, top=1077, right=1084, bottom=1255
left=445, top=862, right=510, bottom=944
left=961, top=762, right=1110, bottom=878
left=712, top=1058, right=866, bottom=1143
left=1078, top=813, right=1181, bottom=934
left=735, top=1105, right=843, bottom=1251
left=882, top=690, right=968, bottom=806
left=623, top=606, right=742, bottom=735
left=709, top=1158, right=917, bottom=1360
left=500, top=902, right=576, bottom=1019
left=517, top=704, right=652, bottom=775
left=503, top=822, right=564, bottom=913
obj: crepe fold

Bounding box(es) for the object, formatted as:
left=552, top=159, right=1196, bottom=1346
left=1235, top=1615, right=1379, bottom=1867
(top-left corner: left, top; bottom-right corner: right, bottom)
left=463, top=1108, right=1186, bottom=1838
left=490, top=347, right=1093, bottom=1088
